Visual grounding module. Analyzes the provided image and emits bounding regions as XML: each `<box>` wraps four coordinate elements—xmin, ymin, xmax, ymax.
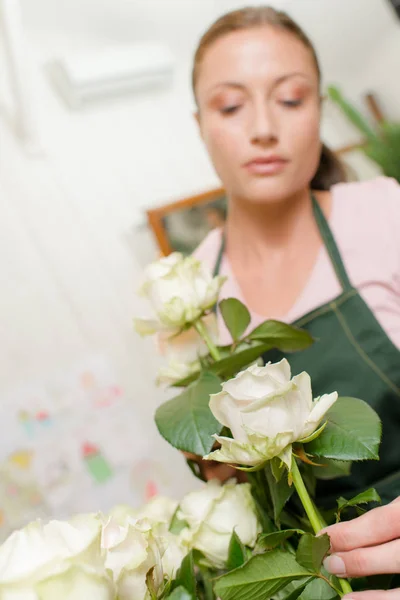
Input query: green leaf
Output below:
<box><xmin>296</xmin><ymin>534</ymin><xmax>330</xmax><ymax>574</ymax></box>
<box><xmin>227</xmin><ymin>530</ymin><xmax>247</xmax><ymax>570</ymax></box>
<box><xmin>271</xmin><ymin>457</ymin><xmax>285</xmax><ymax>482</ymax></box>
<box><xmin>219</xmin><ymin>298</ymin><xmax>251</xmax><ymax>341</ymax></box>
<box><xmin>169</xmin><ymin>509</ymin><xmax>189</xmax><ymax>535</ymax></box>
<box><xmin>166</xmin><ymin>586</ymin><xmax>193</xmax><ymax>600</ymax></box>
<box><xmin>197</xmin><ymin>564</ymin><xmax>217</xmax><ymax>600</ymax></box>
<box><xmin>172</xmin><ymin>552</ymin><xmax>196</xmax><ymax>597</ymax></box>
<box><xmin>214</xmin><ymin>550</ymin><xmax>314</xmax><ymax>600</ymax></box>
<box><xmin>265</xmin><ymin>464</ymin><xmax>294</xmax><ymax>521</ymax></box>
<box><xmin>327</xmin><ymin>85</ymin><xmax>378</xmax><ymax>143</ymax></box>
<box><xmin>337</xmin><ymin>488</ymin><xmax>381</xmax><ymax>510</ymax></box>
<box><xmin>272</xmin><ymin>578</ymin><xmax>313</xmax><ymax>600</ymax></box>
<box><xmin>211</xmin><ymin>342</ymin><xmax>276</xmax><ymax>379</ymax></box>
<box><xmin>305</xmin><ymin>397</ymin><xmax>382</xmax><ymax>461</ymax></box>
<box><xmin>146</xmin><ymin>567</ymin><xmax>158</xmax><ymax>600</ymax></box>
<box><xmin>297</xmin><ymin>578</ymin><xmax>339</xmax><ymax>599</ymax></box>
<box><xmin>172</xmin><ymin>342</ymin><xmax>275</xmax><ymax>387</ymax></box>
<box><xmin>248</xmin><ymin>320</ymin><xmax>314</xmax><ymax>352</ymax></box>
<box><xmin>311</xmin><ymin>459</ymin><xmax>352</xmax><ymax>481</ymax></box>
<box><xmin>256</xmin><ymin>530</ymin><xmax>304</xmax><ymax>552</ymax></box>
<box><xmin>336</xmin><ymin>488</ymin><xmax>381</xmax><ymax>521</ymax></box>
<box><xmin>298</xmin><ymin>422</ymin><xmax>327</xmax><ymax>444</ymax></box>
<box><xmin>155</xmin><ymin>371</ymin><xmax>222</xmax><ymax>455</ymax></box>
<box><xmin>172</xmin><ymin>321</ymin><xmax>313</xmax><ymax>387</ymax></box>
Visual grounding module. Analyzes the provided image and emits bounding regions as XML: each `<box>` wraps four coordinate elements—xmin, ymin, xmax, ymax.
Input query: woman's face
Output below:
<box><xmin>195</xmin><ymin>27</ymin><xmax>322</xmax><ymax>204</ymax></box>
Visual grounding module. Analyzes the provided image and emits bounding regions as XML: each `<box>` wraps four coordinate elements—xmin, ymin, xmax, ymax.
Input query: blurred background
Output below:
<box><xmin>0</xmin><ymin>0</ymin><xmax>398</xmax><ymax>539</ymax></box>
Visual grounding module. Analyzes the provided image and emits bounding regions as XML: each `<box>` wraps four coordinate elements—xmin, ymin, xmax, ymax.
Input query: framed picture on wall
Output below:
<box><xmin>146</xmin><ymin>187</ymin><xmax>226</xmax><ymax>256</ymax></box>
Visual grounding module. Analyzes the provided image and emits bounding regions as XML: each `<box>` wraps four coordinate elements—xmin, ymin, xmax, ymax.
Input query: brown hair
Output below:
<box><xmin>192</xmin><ymin>6</ymin><xmax>347</xmax><ymax>190</ymax></box>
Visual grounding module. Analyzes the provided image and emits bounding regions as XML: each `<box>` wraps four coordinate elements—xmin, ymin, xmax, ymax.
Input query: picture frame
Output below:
<box><xmin>146</xmin><ymin>187</ymin><xmax>226</xmax><ymax>256</ymax></box>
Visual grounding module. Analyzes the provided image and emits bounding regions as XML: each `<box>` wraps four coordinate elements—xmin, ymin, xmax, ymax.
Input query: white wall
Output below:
<box><xmin>0</xmin><ymin>0</ymin><xmax>398</xmax><ymax>536</ymax></box>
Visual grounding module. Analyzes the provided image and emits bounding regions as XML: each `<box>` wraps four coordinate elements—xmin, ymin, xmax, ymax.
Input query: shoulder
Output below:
<box><xmin>192</xmin><ymin>228</ymin><xmax>223</xmax><ymax>272</ymax></box>
<box><xmin>332</xmin><ymin>176</ymin><xmax>400</xmax><ymax>233</ymax></box>
<box><xmin>332</xmin><ymin>176</ymin><xmax>400</xmax><ymax>208</ymax></box>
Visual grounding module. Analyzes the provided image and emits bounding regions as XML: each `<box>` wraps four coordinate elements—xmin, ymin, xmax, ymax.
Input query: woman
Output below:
<box><xmin>191</xmin><ymin>5</ymin><xmax>400</xmax><ymax>504</ymax></box>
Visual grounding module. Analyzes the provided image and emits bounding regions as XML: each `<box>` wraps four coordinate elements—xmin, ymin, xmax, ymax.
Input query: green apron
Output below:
<box><xmin>213</xmin><ymin>194</ymin><xmax>400</xmax><ymax>507</ymax></box>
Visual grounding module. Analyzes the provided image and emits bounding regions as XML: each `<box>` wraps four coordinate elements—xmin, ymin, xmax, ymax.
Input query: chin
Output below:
<box><xmin>236</xmin><ymin>177</ymin><xmax>300</xmax><ymax>204</ymax></box>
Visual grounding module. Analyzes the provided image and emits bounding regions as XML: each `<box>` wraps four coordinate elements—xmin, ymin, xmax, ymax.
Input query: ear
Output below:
<box><xmin>193</xmin><ymin>110</ymin><xmax>203</xmax><ymax>139</ymax></box>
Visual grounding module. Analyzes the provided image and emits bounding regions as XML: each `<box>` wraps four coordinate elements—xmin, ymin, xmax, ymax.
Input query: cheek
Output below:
<box><xmin>284</xmin><ymin>111</ymin><xmax>321</xmax><ymax>175</ymax></box>
<box><xmin>203</xmin><ymin>119</ymin><xmax>244</xmax><ymax>172</ymax></box>
<box><xmin>286</xmin><ymin>110</ymin><xmax>320</xmax><ymax>153</ymax></box>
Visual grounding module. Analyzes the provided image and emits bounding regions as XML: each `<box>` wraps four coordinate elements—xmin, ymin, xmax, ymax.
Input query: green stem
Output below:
<box><xmin>291</xmin><ymin>456</ymin><xmax>323</xmax><ymax>533</ymax></box>
<box><xmin>195</xmin><ymin>319</ymin><xmax>221</xmax><ymax>362</ymax></box>
<box><xmin>291</xmin><ymin>457</ymin><xmax>353</xmax><ymax>597</ymax></box>
<box><xmin>338</xmin><ymin>578</ymin><xmax>353</xmax><ymax>596</ymax></box>
<box><xmin>312</xmin><ymin>498</ymin><xmax>327</xmax><ymax>528</ymax></box>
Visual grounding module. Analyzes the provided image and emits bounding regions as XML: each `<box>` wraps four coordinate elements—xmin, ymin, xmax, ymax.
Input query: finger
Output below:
<box><xmin>343</xmin><ymin>590</ymin><xmax>400</xmax><ymax>599</ymax></box>
<box><xmin>321</xmin><ymin>502</ymin><xmax>400</xmax><ymax>552</ymax></box>
<box><xmin>182</xmin><ymin>452</ymin><xmax>200</xmax><ymax>461</ymax></box>
<box><xmin>202</xmin><ymin>462</ymin><xmax>238</xmax><ymax>482</ymax></box>
<box><xmin>324</xmin><ymin>539</ymin><xmax>400</xmax><ymax>578</ymax></box>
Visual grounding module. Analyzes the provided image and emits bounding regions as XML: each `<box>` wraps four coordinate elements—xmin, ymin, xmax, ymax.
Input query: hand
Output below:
<box><xmin>321</xmin><ymin>497</ymin><xmax>400</xmax><ymax>599</ymax></box>
<box><xmin>183</xmin><ymin>452</ymin><xmax>247</xmax><ymax>483</ymax></box>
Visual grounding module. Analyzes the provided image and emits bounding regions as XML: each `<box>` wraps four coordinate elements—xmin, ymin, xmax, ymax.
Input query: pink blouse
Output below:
<box><xmin>194</xmin><ymin>177</ymin><xmax>400</xmax><ymax>347</ymax></box>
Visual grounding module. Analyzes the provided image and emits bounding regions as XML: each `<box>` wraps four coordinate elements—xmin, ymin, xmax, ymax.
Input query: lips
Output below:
<box><xmin>244</xmin><ymin>156</ymin><xmax>288</xmax><ymax>176</ymax></box>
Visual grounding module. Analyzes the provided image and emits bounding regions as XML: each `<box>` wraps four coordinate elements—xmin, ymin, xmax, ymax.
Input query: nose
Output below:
<box><xmin>250</xmin><ymin>101</ymin><xmax>278</xmax><ymax>146</ymax></box>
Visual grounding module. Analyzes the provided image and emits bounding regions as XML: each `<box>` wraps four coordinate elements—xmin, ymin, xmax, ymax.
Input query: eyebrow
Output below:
<box><xmin>207</xmin><ymin>72</ymin><xmax>310</xmax><ymax>94</ymax></box>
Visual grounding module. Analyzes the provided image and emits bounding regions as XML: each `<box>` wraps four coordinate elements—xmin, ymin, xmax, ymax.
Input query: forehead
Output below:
<box><xmin>197</xmin><ymin>27</ymin><xmax>318</xmax><ymax>92</ymax></box>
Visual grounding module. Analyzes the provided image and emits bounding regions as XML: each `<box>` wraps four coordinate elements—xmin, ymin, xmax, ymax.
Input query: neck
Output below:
<box><xmin>225</xmin><ymin>187</ymin><xmax>316</xmax><ymax>262</ymax></box>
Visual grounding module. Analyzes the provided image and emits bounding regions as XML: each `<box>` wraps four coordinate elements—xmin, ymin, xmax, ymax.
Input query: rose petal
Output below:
<box><xmin>133</xmin><ymin>317</ymin><xmax>163</xmax><ymax>336</ymax></box>
<box><xmin>223</xmin><ymin>359</ymin><xmax>291</xmax><ymax>402</ymax></box>
<box><xmin>209</xmin><ymin>391</ymin><xmax>250</xmax><ymax>440</ymax></box>
<box><xmin>277</xmin><ymin>445</ymin><xmax>293</xmax><ymax>471</ymax></box>
<box><xmin>292</xmin><ymin>371</ymin><xmax>314</xmax><ymax>413</ymax></box>
<box><xmin>178</xmin><ymin>480</ymin><xmax>224</xmax><ymax>527</ymax></box>
<box><xmin>204</xmin><ymin>436</ymin><xmax>266</xmax><ymax>466</ymax></box>
<box><xmin>301</xmin><ymin>392</ymin><xmax>338</xmax><ymax>439</ymax></box>
<box><xmin>35</xmin><ymin>565</ymin><xmax>115</xmax><ymax>600</ymax></box>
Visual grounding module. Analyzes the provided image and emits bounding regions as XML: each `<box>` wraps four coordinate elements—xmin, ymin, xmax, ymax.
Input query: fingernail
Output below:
<box><xmin>323</xmin><ymin>555</ymin><xmax>346</xmax><ymax>576</ymax></box>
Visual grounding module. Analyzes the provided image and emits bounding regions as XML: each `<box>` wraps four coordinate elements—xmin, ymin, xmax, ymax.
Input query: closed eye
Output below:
<box><xmin>281</xmin><ymin>99</ymin><xmax>303</xmax><ymax>108</ymax></box>
<box><xmin>220</xmin><ymin>105</ymin><xmax>241</xmax><ymax>115</ymax></box>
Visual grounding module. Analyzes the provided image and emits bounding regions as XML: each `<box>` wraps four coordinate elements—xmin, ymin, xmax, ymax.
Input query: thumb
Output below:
<box><xmin>324</xmin><ymin>539</ymin><xmax>400</xmax><ymax>578</ymax></box>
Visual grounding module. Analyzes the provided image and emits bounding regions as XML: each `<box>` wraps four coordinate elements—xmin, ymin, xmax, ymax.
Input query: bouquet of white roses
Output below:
<box><xmin>0</xmin><ymin>253</ymin><xmax>382</xmax><ymax>600</ymax></box>
<box><xmin>133</xmin><ymin>253</ymin><xmax>383</xmax><ymax>600</ymax></box>
<box><xmin>0</xmin><ymin>487</ymin><xmax>261</xmax><ymax>599</ymax></box>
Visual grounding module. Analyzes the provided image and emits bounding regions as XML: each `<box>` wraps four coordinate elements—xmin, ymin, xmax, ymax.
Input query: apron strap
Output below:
<box><xmin>311</xmin><ymin>193</ymin><xmax>353</xmax><ymax>293</ymax></box>
<box><xmin>212</xmin><ymin>193</ymin><xmax>353</xmax><ymax>294</ymax></box>
<box><xmin>212</xmin><ymin>234</ymin><xmax>225</xmax><ymax>277</ymax></box>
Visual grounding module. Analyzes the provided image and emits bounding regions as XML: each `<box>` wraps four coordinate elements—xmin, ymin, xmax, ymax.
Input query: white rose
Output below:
<box><xmin>156</xmin><ymin>313</ymin><xmax>219</xmax><ymax>385</ymax></box>
<box><xmin>156</xmin><ymin>359</ymin><xmax>201</xmax><ymax>386</ymax></box>
<box><xmin>134</xmin><ymin>253</ymin><xmax>225</xmax><ymax>335</ymax></box>
<box><xmin>102</xmin><ymin>516</ymin><xmax>185</xmax><ymax>600</ymax></box>
<box><xmin>0</xmin><ymin>515</ymin><xmax>115</xmax><ymax>600</ymax></box>
<box><xmin>204</xmin><ymin>359</ymin><xmax>338</xmax><ymax>470</ymax></box>
<box><xmin>110</xmin><ymin>496</ymin><xmax>178</xmax><ymax>526</ymax></box>
<box><xmin>178</xmin><ymin>480</ymin><xmax>261</xmax><ymax>568</ymax></box>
